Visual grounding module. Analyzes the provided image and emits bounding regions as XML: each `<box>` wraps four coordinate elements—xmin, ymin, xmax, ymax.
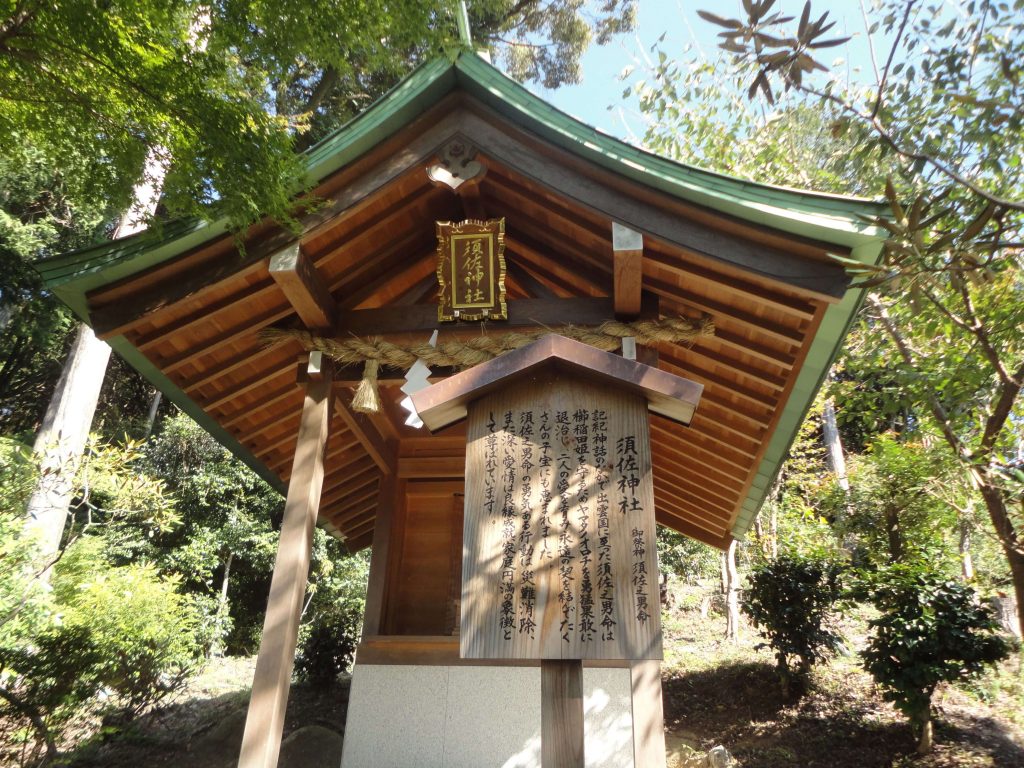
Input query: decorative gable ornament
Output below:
<box><xmin>436</xmin><ymin>218</ymin><xmax>507</xmax><ymax>322</ymax></box>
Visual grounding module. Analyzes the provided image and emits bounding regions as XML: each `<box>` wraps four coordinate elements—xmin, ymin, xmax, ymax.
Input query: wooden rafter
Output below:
<box><xmin>612</xmin><ymin>222</ymin><xmax>643</xmax><ymax>318</ymax></box>
<box><xmin>268</xmin><ymin>243</ymin><xmax>336</xmax><ymax>330</ymax></box>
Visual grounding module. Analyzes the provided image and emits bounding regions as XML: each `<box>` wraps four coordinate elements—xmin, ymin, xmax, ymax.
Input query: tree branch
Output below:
<box><xmin>867</xmin><ymin>293</ymin><xmax>966</xmax><ymax>456</ymax></box>
<box><xmin>303</xmin><ymin>65</ymin><xmax>338</xmax><ymax>113</ymax></box>
<box><xmin>980</xmin><ymin>358</ymin><xmax>1024</xmax><ymax>456</ymax></box>
<box><xmin>920</xmin><ymin>285</ymin><xmax>1010</xmax><ymax>384</ymax></box>
<box><xmin>871</xmin><ymin>0</ymin><xmax>915</xmax><ymax>119</ymax></box>
<box><xmin>799</xmin><ymin>81</ymin><xmax>1024</xmax><ymax>212</ymax></box>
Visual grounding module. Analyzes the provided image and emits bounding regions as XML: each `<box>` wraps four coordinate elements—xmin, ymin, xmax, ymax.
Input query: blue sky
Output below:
<box><xmin>521</xmin><ymin>0</ymin><xmax>891</xmax><ymax>142</ymax></box>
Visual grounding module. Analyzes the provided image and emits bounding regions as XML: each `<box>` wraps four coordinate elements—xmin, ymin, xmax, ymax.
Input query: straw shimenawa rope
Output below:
<box><xmin>261</xmin><ymin>315</ymin><xmax>714</xmax><ymax>413</ymax></box>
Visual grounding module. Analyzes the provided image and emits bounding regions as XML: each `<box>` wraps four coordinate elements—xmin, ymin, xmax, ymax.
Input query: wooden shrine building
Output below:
<box><xmin>38</xmin><ymin>51</ymin><xmax>885</xmax><ymax>768</ymax></box>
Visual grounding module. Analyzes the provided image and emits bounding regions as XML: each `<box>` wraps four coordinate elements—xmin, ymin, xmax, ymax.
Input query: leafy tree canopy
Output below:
<box><xmin>0</xmin><ymin>0</ymin><xmax>636</xmax><ymax>232</ymax></box>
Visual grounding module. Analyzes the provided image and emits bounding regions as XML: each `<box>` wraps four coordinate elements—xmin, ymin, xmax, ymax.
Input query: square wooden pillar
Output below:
<box><xmin>238</xmin><ymin>365</ymin><xmax>334</xmax><ymax>768</ymax></box>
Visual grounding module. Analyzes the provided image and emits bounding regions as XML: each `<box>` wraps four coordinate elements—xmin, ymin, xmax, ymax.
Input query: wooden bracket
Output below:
<box><xmin>269</xmin><ymin>243</ymin><xmax>337</xmax><ymax>330</ymax></box>
<box><xmin>612</xmin><ymin>222</ymin><xmax>643</xmax><ymax>318</ymax></box>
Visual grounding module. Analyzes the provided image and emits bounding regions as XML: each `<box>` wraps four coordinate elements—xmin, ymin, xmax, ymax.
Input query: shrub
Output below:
<box><xmin>295</xmin><ymin>541</ymin><xmax>369</xmax><ymax>689</ymax></box>
<box><xmin>742</xmin><ymin>554</ymin><xmax>844</xmax><ymax>696</ymax></box>
<box><xmin>294</xmin><ymin>607</ymin><xmax>362</xmax><ymax>690</ymax></box>
<box><xmin>52</xmin><ymin>537</ymin><xmax>203</xmax><ymax>716</ymax></box>
<box><xmin>861</xmin><ymin>567</ymin><xmax>1011</xmax><ymax>754</ymax></box>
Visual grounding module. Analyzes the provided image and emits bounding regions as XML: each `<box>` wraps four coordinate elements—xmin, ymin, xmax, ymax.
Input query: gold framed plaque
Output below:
<box><xmin>436</xmin><ymin>218</ymin><xmax>507</xmax><ymax>322</ymax></box>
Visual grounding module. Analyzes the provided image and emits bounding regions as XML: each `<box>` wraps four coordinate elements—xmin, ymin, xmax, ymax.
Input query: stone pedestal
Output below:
<box><xmin>340</xmin><ymin>664</ymin><xmax>637</xmax><ymax>768</ymax></box>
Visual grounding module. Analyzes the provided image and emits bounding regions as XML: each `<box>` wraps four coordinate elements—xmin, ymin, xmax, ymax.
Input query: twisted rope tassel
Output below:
<box><xmin>261</xmin><ymin>314</ymin><xmax>714</xmax><ymax>413</ymax></box>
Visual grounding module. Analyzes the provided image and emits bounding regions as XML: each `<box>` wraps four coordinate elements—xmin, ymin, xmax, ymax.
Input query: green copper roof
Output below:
<box><xmin>37</xmin><ymin>51</ymin><xmax>886</xmax><ymax>544</ymax></box>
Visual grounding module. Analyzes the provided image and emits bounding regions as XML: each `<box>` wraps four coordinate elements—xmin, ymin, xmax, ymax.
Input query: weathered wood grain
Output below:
<box><xmin>461</xmin><ymin>377</ymin><xmax>662</xmax><ymax>661</ymax></box>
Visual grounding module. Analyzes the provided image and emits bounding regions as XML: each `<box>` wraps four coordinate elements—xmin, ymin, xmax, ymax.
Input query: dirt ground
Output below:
<box><xmin>9</xmin><ymin>583</ymin><xmax>1021</xmax><ymax>768</ymax></box>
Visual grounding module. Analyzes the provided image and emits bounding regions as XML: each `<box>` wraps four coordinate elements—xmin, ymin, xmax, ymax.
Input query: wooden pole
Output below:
<box><xmin>541</xmin><ymin>660</ymin><xmax>584</xmax><ymax>768</ymax></box>
<box><xmin>238</xmin><ymin>362</ymin><xmax>334</xmax><ymax>768</ymax></box>
<box><xmin>631</xmin><ymin>660</ymin><xmax>667</xmax><ymax>767</ymax></box>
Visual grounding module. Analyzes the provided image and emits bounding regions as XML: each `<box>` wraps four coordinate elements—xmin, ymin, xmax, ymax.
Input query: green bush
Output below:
<box><xmin>0</xmin><ymin>534</ymin><xmax>204</xmax><ymax>761</ymax></box>
<box><xmin>52</xmin><ymin>537</ymin><xmax>203</xmax><ymax>715</ymax></box>
<box><xmin>295</xmin><ymin>541</ymin><xmax>369</xmax><ymax>689</ymax></box>
<box><xmin>742</xmin><ymin>554</ymin><xmax>844</xmax><ymax>696</ymax></box>
<box><xmin>861</xmin><ymin>567</ymin><xmax>1011</xmax><ymax>754</ymax></box>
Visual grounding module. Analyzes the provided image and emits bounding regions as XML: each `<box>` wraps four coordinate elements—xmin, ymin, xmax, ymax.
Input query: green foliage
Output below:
<box><xmin>0</xmin><ymin>535</ymin><xmax>203</xmax><ymax>758</ymax></box>
<box><xmin>0</xmin><ymin>438</ymin><xmax>50</xmax><ymax>649</ymax></box>
<box><xmin>631</xmin><ymin>54</ymin><xmax>888</xmax><ymax>195</ymax></box>
<box><xmin>656</xmin><ymin>527</ymin><xmax>719</xmax><ymax>583</ymax></box>
<box><xmin>0</xmin><ymin>1</ymin><xmax>636</xmax><ymax>232</ymax></box>
<box><xmin>825</xmin><ymin>435</ymin><xmax>955</xmax><ymax>569</ymax></box>
<box><xmin>295</xmin><ymin>539</ymin><xmax>370</xmax><ymax>689</ymax></box>
<box><xmin>52</xmin><ymin>537</ymin><xmax>203</xmax><ymax>714</ymax></box>
<box><xmin>861</xmin><ymin>567</ymin><xmax>1011</xmax><ymax>741</ymax></box>
<box><xmin>742</xmin><ymin>554</ymin><xmax>844</xmax><ymax>695</ymax></box>
<box><xmin>136</xmin><ymin>413</ymin><xmax>280</xmax><ymax>653</ymax></box>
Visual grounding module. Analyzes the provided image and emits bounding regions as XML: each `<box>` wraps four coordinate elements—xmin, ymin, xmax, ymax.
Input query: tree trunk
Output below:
<box><xmin>916</xmin><ymin>714</ymin><xmax>933</xmax><ymax>755</ymax></box>
<box><xmin>959</xmin><ymin>515</ymin><xmax>975</xmax><ymax>582</ymax></box>
<box><xmin>885</xmin><ymin>506</ymin><xmax>903</xmax><ymax>563</ymax></box>
<box><xmin>211</xmin><ymin>551</ymin><xmax>234</xmax><ymax>657</ymax></box>
<box><xmin>822</xmin><ymin>397</ymin><xmax>849</xmax><ymax>491</ymax></box>
<box><xmin>23</xmin><ymin>152</ymin><xmax>164</xmax><ymax>568</ymax></box>
<box><xmin>23</xmin><ymin>324</ymin><xmax>112</xmax><ymax>561</ymax></box>
<box><xmin>769</xmin><ymin>504</ymin><xmax>778</xmax><ymax>560</ymax></box>
<box><xmin>143</xmin><ymin>389</ymin><xmax>163</xmax><ymax>438</ymax></box>
<box><xmin>979</xmin><ymin>481</ymin><xmax>1024</xmax><ymax>639</ymax></box>
<box><xmin>724</xmin><ymin>539</ymin><xmax>740</xmax><ymax>642</ymax></box>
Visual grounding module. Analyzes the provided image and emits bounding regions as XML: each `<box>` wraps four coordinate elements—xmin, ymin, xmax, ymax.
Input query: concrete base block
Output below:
<box><xmin>340</xmin><ymin>664</ymin><xmax>635</xmax><ymax>768</ymax></box>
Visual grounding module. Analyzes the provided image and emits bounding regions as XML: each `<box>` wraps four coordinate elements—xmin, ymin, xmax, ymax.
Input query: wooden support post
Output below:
<box><xmin>360</xmin><ymin>467</ymin><xmax>399</xmax><ymax>638</ymax></box>
<box><xmin>541</xmin><ymin>660</ymin><xmax>585</xmax><ymax>768</ymax></box>
<box><xmin>630</xmin><ymin>660</ymin><xmax>667</xmax><ymax>768</ymax></box>
<box><xmin>612</xmin><ymin>222</ymin><xmax>643</xmax><ymax>318</ymax></box>
<box><xmin>237</xmin><ymin>360</ymin><xmax>334</xmax><ymax>768</ymax></box>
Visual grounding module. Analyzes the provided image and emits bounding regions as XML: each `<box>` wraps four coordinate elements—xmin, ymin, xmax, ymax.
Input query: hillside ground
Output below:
<box><xmin>13</xmin><ymin>579</ymin><xmax>1021</xmax><ymax>768</ymax></box>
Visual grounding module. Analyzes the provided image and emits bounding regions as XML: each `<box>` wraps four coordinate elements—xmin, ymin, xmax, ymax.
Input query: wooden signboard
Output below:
<box><xmin>436</xmin><ymin>218</ymin><xmax>507</xmax><ymax>321</ymax></box>
<box><xmin>460</xmin><ymin>375</ymin><xmax>662</xmax><ymax>660</ymax></box>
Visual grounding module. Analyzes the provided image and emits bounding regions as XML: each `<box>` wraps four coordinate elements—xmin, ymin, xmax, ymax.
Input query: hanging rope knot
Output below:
<box><xmin>352</xmin><ymin>358</ymin><xmax>381</xmax><ymax>414</ymax></box>
<box><xmin>260</xmin><ymin>314</ymin><xmax>713</xmax><ymax>414</ymax></box>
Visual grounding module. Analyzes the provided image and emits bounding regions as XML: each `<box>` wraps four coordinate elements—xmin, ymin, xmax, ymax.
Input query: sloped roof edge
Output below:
<box><xmin>38</xmin><ymin>51</ymin><xmax>885</xmax><ymax>308</ymax></box>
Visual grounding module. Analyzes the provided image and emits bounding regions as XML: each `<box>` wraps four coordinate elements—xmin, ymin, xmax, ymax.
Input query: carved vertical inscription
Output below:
<box><xmin>461</xmin><ymin>376</ymin><xmax>661</xmax><ymax>660</ymax></box>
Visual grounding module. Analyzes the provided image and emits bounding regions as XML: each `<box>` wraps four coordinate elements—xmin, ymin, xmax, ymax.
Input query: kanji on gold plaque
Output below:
<box><xmin>436</xmin><ymin>218</ymin><xmax>507</xmax><ymax>322</ymax></box>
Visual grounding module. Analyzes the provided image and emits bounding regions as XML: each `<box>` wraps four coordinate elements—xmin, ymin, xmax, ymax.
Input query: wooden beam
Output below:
<box><xmin>238</xmin><ymin>361</ymin><xmax>333</xmax><ymax>768</ymax></box>
<box><xmin>320</xmin><ymin>470</ymin><xmax>379</xmax><ymax>510</ymax></box>
<box><xmin>334</xmin><ymin>295</ymin><xmax>658</xmax><ymax>347</ymax></box>
<box><xmin>506</xmin><ymin>259</ymin><xmax>558</xmax><ymax>299</ymax></box>
<box><xmin>503</xmin><ymin>233</ymin><xmax>609</xmax><ymax>298</ymax></box>
<box><xmin>135</xmin><ymin>278</ymin><xmax>279</xmax><ymax>351</ymax></box>
<box><xmin>631</xmin><ymin>660</ymin><xmax>667</xmax><ymax>768</ymax></box>
<box><xmin>346</xmin><ymin>530</ymin><xmax>374</xmax><ymax>553</ymax></box>
<box><xmin>457</xmin><ymin>179</ymin><xmax>487</xmax><ymax>219</ymax></box>
<box><xmin>655</xmin><ymin>507</ymin><xmax>733</xmax><ymax>551</ymax></box>
<box><xmin>397</xmin><ymin>456</ymin><xmax>465</xmax><ymax>479</ymax></box>
<box><xmin>268</xmin><ymin>243</ymin><xmax>336</xmax><ymax>330</ymax></box>
<box><xmin>222</xmin><ymin>383</ymin><xmax>299</xmax><ymax>429</ymax></box>
<box><xmin>326</xmin><ymin>496</ymin><xmax>377</xmax><ymax>528</ymax></box>
<box><xmin>162</xmin><ymin>303</ymin><xmax>294</xmax><ymax>375</ymax></box>
<box><xmin>541</xmin><ymin>660</ymin><xmax>584</xmax><ymax>768</ymax></box>
<box><xmin>463</xmin><ymin>111</ymin><xmax>850</xmax><ymax>300</ymax></box>
<box><xmin>334</xmin><ymin>397</ymin><xmax>396</xmax><ymax>476</ymax></box>
<box><xmin>413</xmin><ymin>334</ymin><xmax>703</xmax><ymax>432</ymax></box>
<box><xmin>612</xmin><ymin>222</ymin><xmax>643</xmax><ymax>317</ymax></box>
